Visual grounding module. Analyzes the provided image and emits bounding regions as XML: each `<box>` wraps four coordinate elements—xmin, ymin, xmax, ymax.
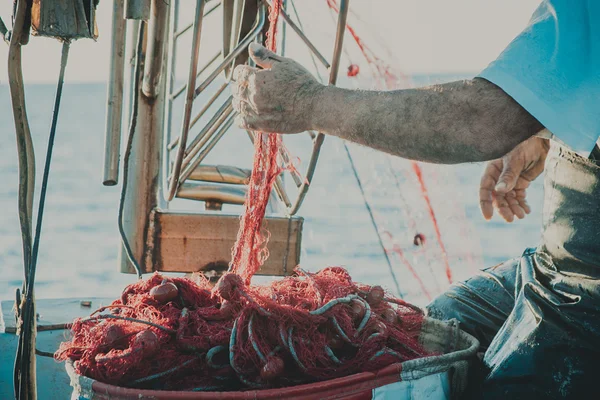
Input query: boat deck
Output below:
<box><xmin>0</xmin><ymin>297</ymin><xmax>114</xmax><ymax>400</ymax></box>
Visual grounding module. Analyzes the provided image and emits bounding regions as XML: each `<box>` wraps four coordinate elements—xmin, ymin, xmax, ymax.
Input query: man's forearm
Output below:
<box><xmin>311</xmin><ymin>78</ymin><xmax>544</xmax><ymax>164</ymax></box>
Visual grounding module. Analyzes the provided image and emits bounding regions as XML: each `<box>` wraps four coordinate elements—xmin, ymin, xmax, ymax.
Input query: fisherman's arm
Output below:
<box><xmin>310</xmin><ymin>79</ymin><xmax>543</xmax><ymax>164</ymax></box>
<box><xmin>233</xmin><ymin>43</ymin><xmax>543</xmax><ymax>164</ymax></box>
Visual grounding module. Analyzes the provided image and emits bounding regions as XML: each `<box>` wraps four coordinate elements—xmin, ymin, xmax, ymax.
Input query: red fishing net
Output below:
<box><xmin>228</xmin><ymin>0</ymin><xmax>284</xmax><ymax>285</ymax></box>
<box><xmin>55</xmin><ymin>0</ymin><xmax>435</xmax><ymax>391</ymax></box>
<box><xmin>55</xmin><ymin>269</ymin><xmax>430</xmax><ymax>390</ymax></box>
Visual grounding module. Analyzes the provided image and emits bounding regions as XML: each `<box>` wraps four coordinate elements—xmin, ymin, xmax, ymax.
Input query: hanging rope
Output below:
<box><xmin>8</xmin><ymin>1</ymin><xmax>36</xmax><ymax>396</ymax></box>
<box><xmin>14</xmin><ymin>39</ymin><xmax>70</xmax><ymax>400</ymax></box>
<box><xmin>228</xmin><ymin>0</ymin><xmax>286</xmax><ymax>283</ymax></box>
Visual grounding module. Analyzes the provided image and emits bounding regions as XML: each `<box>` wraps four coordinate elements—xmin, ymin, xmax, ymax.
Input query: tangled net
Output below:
<box><xmin>55</xmin><ymin>269</ymin><xmax>431</xmax><ymax>390</ymax></box>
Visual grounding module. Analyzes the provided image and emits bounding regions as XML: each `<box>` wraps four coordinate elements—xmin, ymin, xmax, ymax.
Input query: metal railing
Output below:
<box><xmin>108</xmin><ymin>0</ymin><xmax>350</xmax><ymax>215</ymax></box>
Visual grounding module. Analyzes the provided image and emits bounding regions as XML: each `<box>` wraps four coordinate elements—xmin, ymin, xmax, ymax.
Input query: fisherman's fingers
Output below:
<box><xmin>479</xmin><ymin>160</ymin><xmax>503</xmax><ymax>220</ymax></box>
<box><xmin>506</xmin><ymin>196</ymin><xmax>526</xmax><ymax>220</ymax></box>
<box><xmin>248</xmin><ymin>43</ymin><xmax>286</xmax><ymax>69</ymax></box>
<box><xmin>479</xmin><ymin>191</ymin><xmax>495</xmax><ymax>221</ymax></box>
<box><xmin>494</xmin><ymin>199</ymin><xmax>515</xmax><ymax>223</ymax></box>
<box><xmin>495</xmin><ymin>156</ymin><xmax>524</xmax><ymax>193</ymax></box>
<box><xmin>493</xmin><ymin>193</ymin><xmax>529</xmax><ymax>222</ymax></box>
<box><xmin>503</xmin><ymin>187</ymin><xmax>531</xmax><ymax>216</ymax></box>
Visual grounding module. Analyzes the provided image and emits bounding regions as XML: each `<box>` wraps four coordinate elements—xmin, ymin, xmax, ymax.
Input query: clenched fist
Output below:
<box><xmin>232</xmin><ymin>43</ymin><xmax>324</xmax><ymax>134</ymax></box>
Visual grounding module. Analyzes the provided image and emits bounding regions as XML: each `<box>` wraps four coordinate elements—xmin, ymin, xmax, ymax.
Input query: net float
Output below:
<box><xmin>102</xmin><ymin>324</ymin><xmax>126</xmax><ymax>348</ymax></box>
<box><xmin>367</xmin><ymin>286</ymin><xmax>384</xmax><ymax>306</ymax></box>
<box><xmin>328</xmin><ymin>334</ymin><xmax>344</xmax><ymax>350</ymax></box>
<box><xmin>413</xmin><ymin>233</ymin><xmax>426</xmax><ymax>247</ymax></box>
<box><xmin>350</xmin><ymin>299</ymin><xmax>367</xmax><ymax>321</ymax></box>
<box><xmin>381</xmin><ymin>308</ymin><xmax>398</xmax><ymax>325</ymax></box>
<box><xmin>150</xmin><ymin>281</ymin><xmax>179</xmax><ymax>304</ymax></box>
<box><xmin>213</xmin><ymin>273</ymin><xmax>242</xmax><ymax>301</ymax></box>
<box><xmin>260</xmin><ymin>356</ymin><xmax>285</xmax><ymax>381</ymax></box>
<box><xmin>370</xmin><ymin>320</ymin><xmax>388</xmax><ymax>337</ymax></box>
<box><xmin>132</xmin><ymin>330</ymin><xmax>159</xmax><ymax>357</ymax></box>
<box><xmin>347</xmin><ymin>64</ymin><xmax>359</xmax><ymax>77</ymax></box>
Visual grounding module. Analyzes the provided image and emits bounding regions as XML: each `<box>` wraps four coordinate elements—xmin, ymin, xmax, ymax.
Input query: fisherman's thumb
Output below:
<box><xmin>495</xmin><ymin>161</ymin><xmax>520</xmax><ymax>193</ymax></box>
<box><xmin>249</xmin><ymin>43</ymin><xmax>282</xmax><ymax>69</ymax></box>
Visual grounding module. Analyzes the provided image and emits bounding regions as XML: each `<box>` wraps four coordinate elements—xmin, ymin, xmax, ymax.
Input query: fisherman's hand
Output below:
<box><xmin>479</xmin><ymin>137</ymin><xmax>549</xmax><ymax>222</ymax></box>
<box><xmin>232</xmin><ymin>43</ymin><xmax>324</xmax><ymax>133</ymax></box>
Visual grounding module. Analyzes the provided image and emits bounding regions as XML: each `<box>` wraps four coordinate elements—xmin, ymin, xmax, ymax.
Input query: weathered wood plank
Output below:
<box><xmin>147</xmin><ymin>211</ymin><xmax>303</xmax><ymax>276</ymax></box>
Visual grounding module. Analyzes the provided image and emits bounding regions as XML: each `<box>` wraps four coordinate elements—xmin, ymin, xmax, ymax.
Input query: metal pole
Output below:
<box><xmin>127</xmin><ymin>20</ymin><xmax>141</xmax><ymax>121</ymax></box>
<box><xmin>280</xmin><ymin>0</ymin><xmax>288</xmax><ymax>56</ymax></box>
<box><xmin>262</xmin><ymin>0</ymin><xmax>330</xmax><ymax>69</ymax></box>
<box><xmin>327</xmin><ymin>0</ymin><xmax>349</xmax><ymax>86</ymax></box>
<box><xmin>119</xmin><ymin>0</ymin><xmax>171</xmax><ymax>274</ymax></box>
<box><xmin>287</xmin><ymin>0</ymin><xmax>349</xmax><ymax>216</ymax></box>
<box><xmin>163</xmin><ymin>0</ymin><xmax>179</xmax><ymax>206</ymax></box>
<box><xmin>103</xmin><ymin>0</ymin><xmax>127</xmax><ymax>186</ymax></box>
<box><xmin>166</xmin><ymin>0</ymin><xmax>207</xmax><ymax>201</ymax></box>
<box><xmin>193</xmin><ymin>7</ymin><xmax>265</xmax><ymax>98</ymax></box>
<box><xmin>143</xmin><ymin>0</ymin><xmax>170</xmax><ymax>97</ymax></box>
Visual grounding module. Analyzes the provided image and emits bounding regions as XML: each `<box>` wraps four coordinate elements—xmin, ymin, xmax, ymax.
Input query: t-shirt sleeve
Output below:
<box><xmin>477</xmin><ymin>0</ymin><xmax>600</xmax><ymax>157</ymax></box>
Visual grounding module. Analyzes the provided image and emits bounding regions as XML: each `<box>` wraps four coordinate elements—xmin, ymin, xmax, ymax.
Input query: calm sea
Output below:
<box><xmin>0</xmin><ymin>80</ymin><xmax>544</xmax><ymax>307</ymax></box>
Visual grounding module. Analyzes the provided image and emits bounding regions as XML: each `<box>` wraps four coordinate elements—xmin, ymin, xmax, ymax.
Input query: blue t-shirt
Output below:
<box><xmin>478</xmin><ymin>0</ymin><xmax>600</xmax><ymax>157</ymax></box>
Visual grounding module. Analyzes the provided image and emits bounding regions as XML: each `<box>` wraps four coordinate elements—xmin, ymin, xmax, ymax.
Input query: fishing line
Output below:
<box><xmin>341</xmin><ymin>143</ymin><xmax>404</xmax><ymax>298</ymax></box>
<box><xmin>289</xmin><ymin>0</ymin><xmax>324</xmax><ymax>82</ymax></box>
<box><xmin>326</xmin><ymin>0</ymin><xmax>455</xmax><ymax>285</ymax></box>
<box><xmin>15</xmin><ymin>40</ymin><xmax>70</xmax><ymax>400</ymax></box>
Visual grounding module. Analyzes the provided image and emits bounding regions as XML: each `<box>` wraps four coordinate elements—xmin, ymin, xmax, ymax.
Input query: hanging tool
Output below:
<box><xmin>5</xmin><ymin>1</ymin><xmax>99</xmax><ymax>398</ymax></box>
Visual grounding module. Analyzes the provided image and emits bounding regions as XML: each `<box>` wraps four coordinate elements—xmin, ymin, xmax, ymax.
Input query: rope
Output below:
<box><xmin>15</xmin><ymin>40</ymin><xmax>70</xmax><ymax>400</ymax></box>
<box><xmin>8</xmin><ymin>0</ymin><xmax>35</xmax><ymax>395</ymax></box>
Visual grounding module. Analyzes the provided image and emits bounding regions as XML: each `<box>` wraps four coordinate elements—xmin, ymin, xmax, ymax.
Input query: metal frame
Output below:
<box><xmin>111</xmin><ymin>0</ymin><xmax>350</xmax><ymax>276</ymax></box>
<box><xmin>166</xmin><ymin>4</ymin><xmax>266</xmax><ymax>201</ymax></box>
<box><xmin>286</xmin><ymin>0</ymin><xmax>349</xmax><ymax>215</ymax></box>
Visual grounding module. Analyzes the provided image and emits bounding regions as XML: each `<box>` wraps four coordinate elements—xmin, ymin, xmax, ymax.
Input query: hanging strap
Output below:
<box><xmin>13</xmin><ymin>40</ymin><xmax>70</xmax><ymax>400</ymax></box>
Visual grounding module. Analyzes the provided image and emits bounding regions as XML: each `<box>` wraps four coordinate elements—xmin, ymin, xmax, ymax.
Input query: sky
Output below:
<box><xmin>0</xmin><ymin>0</ymin><xmax>541</xmax><ymax>83</ymax></box>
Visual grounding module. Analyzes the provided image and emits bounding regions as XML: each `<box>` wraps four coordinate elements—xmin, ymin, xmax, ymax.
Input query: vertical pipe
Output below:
<box><xmin>222</xmin><ymin>0</ymin><xmax>234</xmax><ymax>78</ymax></box>
<box><xmin>328</xmin><ymin>0</ymin><xmax>348</xmax><ymax>86</ymax></box>
<box><xmin>280</xmin><ymin>0</ymin><xmax>288</xmax><ymax>56</ymax></box>
<box><xmin>120</xmin><ymin>1</ymin><xmax>171</xmax><ymax>274</ymax></box>
<box><xmin>287</xmin><ymin>0</ymin><xmax>349</xmax><ymax>216</ymax></box>
<box><xmin>163</xmin><ymin>0</ymin><xmax>179</xmax><ymax>203</ymax></box>
<box><xmin>103</xmin><ymin>0</ymin><xmax>127</xmax><ymax>186</ymax></box>
<box><xmin>143</xmin><ymin>0</ymin><xmax>170</xmax><ymax>97</ymax></box>
<box><xmin>227</xmin><ymin>0</ymin><xmax>246</xmax><ymax>77</ymax></box>
<box><xmin>166</xmin><ymin>0</ymin><xmax>207</xmax><ymax>201</ymax></box>
<box><xmin>127</xmin><ymin>20</ymin><xmax>141</xmax><ymax>120</ymax></box>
